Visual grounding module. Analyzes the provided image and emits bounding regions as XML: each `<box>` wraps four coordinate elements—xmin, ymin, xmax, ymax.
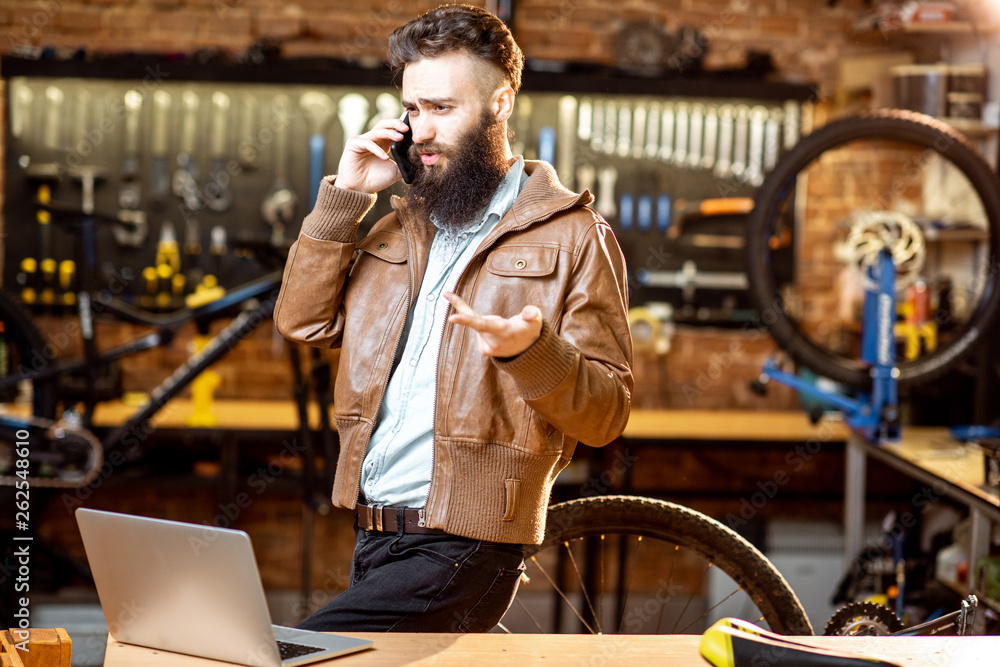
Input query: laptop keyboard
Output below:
<box><xmin>277</xmin><ymin>640</ymin><xmax>326</xmax><ymax>660</ymax></box>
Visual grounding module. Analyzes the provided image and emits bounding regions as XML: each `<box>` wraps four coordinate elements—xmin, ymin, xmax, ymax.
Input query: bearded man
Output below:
<box><xmin>275</xmin><ymin>4</ymin><xmax>633</xmax><ymax>632</ymax></box>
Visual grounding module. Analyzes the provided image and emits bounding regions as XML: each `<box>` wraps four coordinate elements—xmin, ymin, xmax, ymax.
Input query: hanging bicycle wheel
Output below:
<box><xmin>746</xmin><ymin>110</ymin><xmax>1000</xmax><ymax>387</ymax></box>
<box><xmin>500</xmin><ymin>496</ymin><xmax>813</xmax><ymax>635</ymax></box>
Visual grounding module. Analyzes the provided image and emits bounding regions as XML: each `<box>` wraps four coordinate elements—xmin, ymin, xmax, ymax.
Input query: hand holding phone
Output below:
<box><xmin>390</xmin><ymin>113</ymin><xmax>415</xmax><ymax>184</ymax></box>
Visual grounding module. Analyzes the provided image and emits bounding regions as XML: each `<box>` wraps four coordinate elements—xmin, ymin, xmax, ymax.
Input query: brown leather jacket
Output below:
<box><xmin>274</xmin><ymin>160</ymin><xmax>633</xmax><ymax>544</ymax></box>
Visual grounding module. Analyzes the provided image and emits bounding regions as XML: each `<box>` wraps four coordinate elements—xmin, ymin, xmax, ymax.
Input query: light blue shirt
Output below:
<box><xmin>360</xmin><ymin>158</ymin><xmax>528</xmax><ymax>508</ymax></box>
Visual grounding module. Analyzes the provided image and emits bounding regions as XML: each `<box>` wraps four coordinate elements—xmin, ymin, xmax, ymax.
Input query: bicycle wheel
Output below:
<box><xmin>501</xmin><ymin>496</ymin><xmax>813</xmax><ymax>635</ymax></box>
<box><xmin>746</xmin><ymin>110</ymin><xmax>1000</xmax><ymax>387</ymax></box>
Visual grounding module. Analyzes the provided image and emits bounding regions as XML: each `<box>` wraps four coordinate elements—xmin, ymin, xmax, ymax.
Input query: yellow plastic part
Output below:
<box><xmin>58</xmin><ymin>260</ymin><xmax>75</xmax><ymax>289</ymax></box>
<box><xmin>699</xmin><ymin>622</ymin><xmax>736</xmax><ymax>667</ymax></box>
<box><xmin>184</xmin><ymin>283</ymin><xmax>226</xmax><ymax>309</ymax></box>
<box><xmin>186</xmin><ymin>334</ymin><xmax>220</xmax><ymax>427</ymax></box>
<box><xmin>20</xmin><ymin>257</ymin><xmax>37</xmax><ymax>274</ymax></box>
<box><xmin>40</xmin><ymin>258</ymin><xmax>57</xmax><ymax>276</ymax></box>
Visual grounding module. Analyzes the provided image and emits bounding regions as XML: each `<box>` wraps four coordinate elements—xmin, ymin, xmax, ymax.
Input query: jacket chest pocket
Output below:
<box><xmin>485</xmin><ymin>245</ymin><xmax>558</xmax><ymax>278</ymax></box>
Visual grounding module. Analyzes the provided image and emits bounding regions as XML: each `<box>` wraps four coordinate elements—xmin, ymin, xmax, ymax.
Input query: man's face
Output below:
<box><xmin>401</xmin><ymin>51</ymin><xmax>494</xmax><ymax>174</ymax></box>
<box><xmin>400</xmin><ymin>51</ymin><xmax>511</xmax><ymax>230</ymax></box>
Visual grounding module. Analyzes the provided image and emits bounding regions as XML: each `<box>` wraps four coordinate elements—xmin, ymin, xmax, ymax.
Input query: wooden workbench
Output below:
<box><xmin>101</xmin><ymin>632</ymin><xmax>1000</xmax><ymax>666</ymax></box>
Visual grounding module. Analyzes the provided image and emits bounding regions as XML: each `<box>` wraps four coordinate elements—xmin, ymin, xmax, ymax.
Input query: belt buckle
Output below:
<box><xmin>373</xmin><ymin>505</ymin><xmax>383</xmax><ymax>532</ymax></box>
<box><xmin>363</xmin><ymin>505</ymin><xmax>374</xmax><ymax>531</ymax></box>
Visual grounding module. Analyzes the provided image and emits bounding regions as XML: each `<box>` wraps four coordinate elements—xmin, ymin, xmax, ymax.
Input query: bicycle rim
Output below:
<box><xmin>746</xmin><ymin>110</ymin><xmax>1000</xmax><ymax>387</ymax></box>
<box><xmin>500</xmin><ymin>496</ymin><xmax>813</xmax><ymax>635</ymax></box>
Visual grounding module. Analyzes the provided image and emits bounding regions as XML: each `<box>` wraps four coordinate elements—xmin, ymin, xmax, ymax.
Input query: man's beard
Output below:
<box><xmin>403</xmin><ymin>108</ymin><xmax>509</xmax><ymax>234</ymax></box>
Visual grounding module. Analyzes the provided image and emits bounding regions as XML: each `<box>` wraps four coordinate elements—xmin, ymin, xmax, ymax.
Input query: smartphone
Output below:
<box><xmin>390</xmin><ymin>113</ymin><xmax>415</xmax><ymax>184</ymax></box>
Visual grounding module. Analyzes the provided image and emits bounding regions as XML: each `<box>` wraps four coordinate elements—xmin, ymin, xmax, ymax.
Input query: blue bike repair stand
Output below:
<box><xmin>758</xmin><ymin>249</ymin><xmax>900</xmax><ymax>443</ymax></box>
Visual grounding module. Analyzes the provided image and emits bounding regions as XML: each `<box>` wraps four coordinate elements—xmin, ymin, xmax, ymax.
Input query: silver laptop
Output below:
<box><xmin>76</xmin><ymin>508</ymin><xmax>372</xmax><ymax>666</ymax></box>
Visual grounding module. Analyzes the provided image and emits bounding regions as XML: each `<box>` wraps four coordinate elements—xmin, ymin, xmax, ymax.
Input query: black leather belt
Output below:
<box><xmin>356</xmin><ymin>503</ymin><xmax>447</xmax><ymax>535</ymax></box>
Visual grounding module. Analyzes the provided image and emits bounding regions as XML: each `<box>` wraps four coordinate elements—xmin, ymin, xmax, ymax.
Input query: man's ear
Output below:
<box><xmin>492</xmin><ymin>85</ymin><xmax>515</xmax><ymax>123</ymax></box>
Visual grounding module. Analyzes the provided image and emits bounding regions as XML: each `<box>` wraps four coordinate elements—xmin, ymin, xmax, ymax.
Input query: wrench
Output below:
<box><xmin>299</xmin><ymin>91</ymin><xmax>337</xmax><ymax>209</ymax></box>
<box><xmin>631</xmin><ymin>101</ymin><xmax>647</xmax><ymax>159</ymax></box>
<box><xmin>596</xmin><ymin>166</ymin><xmax>617</xmax><ymax>219</ymax></box>
<box><xmin>687</xmin><ymin>102</ymin><xmax>704</xmax><ymax>169</ymax></box>
<box><xmin>557</xmin><ymin>95</ymin><xmax>577</xmax><ymax>188</ymax></box>
<box><xmin>659</xmin><ymin>102</ymin><xmax>674</xmax><ymax>162</ymax></box>
<box><xmin>672</xmin><ymin>102</ymin><xmax>689</xmax><ymax>167</ymax></box>
<box><xmin>701</xmin><ymin>105</ymin><xmax>718</xmax><ymax>170</ymax></box>
<box><xmin>616</xmin><ymin>101</ymin><xmax>631</xmax><ymax>157</ymax></box>
<box><xmin>730</xmin><ymin>105</ymin><xmax>750</xmax><ymax>181</ymax></box>
<box><xmin>149</xmin><ymin>90</ymin><xmax>172</xmax><ymax>207</ymax></box>
<box><xmin>713</xmin><ymin>104</ymin><xmax>734</xmax><ymax>180</ymax></box>
<box><xmin>745</xmin><ymin>105</ymin><xmax>768</xmax><ymax>187</ymax></box>
<box><xmin>644</xmin><ymin>102</ymin><xmax>661</xmax><ymax>160</ymax></box>
<box><xmin>172</xmin><ymin>91</ymin><xmax>202</xmax><ymax>210</ymax></box>
<box><xmin>205</xmin><ymin>91</ymin><xmax>234</xmax><ymax>212</ymax></box>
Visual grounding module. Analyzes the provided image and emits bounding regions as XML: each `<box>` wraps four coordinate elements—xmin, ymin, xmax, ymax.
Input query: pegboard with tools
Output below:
<box><xmin>2</xmin><ymin>58</ymin><xmax>815</xmax><ymax>321</ymax></box>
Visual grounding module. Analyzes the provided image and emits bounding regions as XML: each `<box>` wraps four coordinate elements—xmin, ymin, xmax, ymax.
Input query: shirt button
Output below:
<box><xmin>409</xmin><ymin>358</ymin><xmax>417</xmax><ymax>367</ymax></box>
<box><xmin>427</xmin><ymin>293</ymin><xmax>435</xmax><ymax>301</ymax></box>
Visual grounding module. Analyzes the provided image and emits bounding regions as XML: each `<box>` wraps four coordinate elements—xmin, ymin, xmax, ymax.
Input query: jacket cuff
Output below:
<box><xmin>492</xmin><ymin>321</ymin><xmax>577</xmax><ymax>400</ymax></box>
<box><xmin>300</xmin><ymin>177</ymin><xmax>378</xmax><ymax>242</ymax></box>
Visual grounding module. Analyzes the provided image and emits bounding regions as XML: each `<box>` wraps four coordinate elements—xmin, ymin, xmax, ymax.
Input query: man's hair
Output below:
<box><xmin>387</xmin><ymin>4</ymin><xmax>524</xmax><ymax>93</ymax></box>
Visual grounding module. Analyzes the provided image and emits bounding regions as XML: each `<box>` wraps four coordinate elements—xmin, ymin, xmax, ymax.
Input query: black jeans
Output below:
<box><xmin>296</xmin><ymin>527</ymin><xmax>526</xmax><ymax>632</ymax></box>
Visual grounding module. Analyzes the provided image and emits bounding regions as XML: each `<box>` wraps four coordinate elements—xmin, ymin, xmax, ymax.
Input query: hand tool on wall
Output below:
<box><xmin>713</xmin><ymin>104</ymin><xmax>734</xmax><ymax>180</ymax></box>
<box><xmin>511</xmin><ymin>94</ymin><xmax>532</xmax><ymax>158</ymax></box>
<box><xmin>299</xmin><ymin>91</ymin><xmax>337</xmax><ymax>210</ymax></box>
<box><xmin>764</xmin><ymin>107</ymin><xmax>782</xmax><ymax>174</ymax></box>
<box><xmin>149</xmin><ymin>90</ymin><xmax>172</xmax><ymax>208</ymax></box>
<box><xmin>658</xmin><ymin>101</ymin><xmax>674</xmax><ymax>162</ymax></box>
<box><xmin>556</xmin><ymin>95</ymin><xmax>577</xmax><ymax>188</ymax></box>
<box><xmin>209</xmin><ymin>224</ymin><xmax>228</xmax><ymax>285</ymax></box>
<box><xmin>10</xmin><ymin>79</ymin><xmax>33</xmax><ymax>139</ymax></box>
<box><xmin>630</xmin><ymin>101</ymin><xmax>646</xmax><ymax>159</ymax></box>
<box><xmin>367</xmin><ymin>92</ymin><xmax>403</xmax><ymax>131</ymax></box>
<box><xmin>184</xmin><ymin>218</ymin><xmax>203</xmax><ymax>288</ymax></box>
<box><xmin>672</xmin><ymin>102</ymin><xmax>688</xmax><ymax>167</ymax></box>
<box><xmin>537</xmin><ymin>126</ymin><xmax>556</xmax><ymax>166</ymax></box>
<box><xmin>577</xmin><ymin>97</ymin><xmax>592</xmax><ymax>145</ymax></box>
<box><xmin>261</xmin><ymin>94</ymin><xmax>296</xmax><ymax>246</ymax></box>
<box><xmin>602</xmin><ymin>100</ymin><xmax>617</xmax><ymax>155</ymax></box>
<box><xmin>687</xmin><ymin>102</ymin><xmax>704</xmax><ymax>169</ymax></box>
<box><xmin>701</xmin><ymin>104</ymin><xmax>718</xmax><ymax>170</ymax></box>
<box><xmin>636</xmin><ymin>260</ymin><xmax>748</xmax><ymax>305</ymax></box>
<box><xmin>730</xmin><ymin>104</ymin><xmax>750</xmax><ymax>181</ymax></box>
<box><xmin>31</xmin><ymin>85</ymin><xmax>66</xmax><ymax>303</ymax></box>
<box><xmin>637</xmin><ymin>194</ymin><xmax>653</xmax><ymax>232</ymax></box>
<box><xmin>237</xmin><ymin>94</ymin><xmax>260</xmax><ymax>169</ymax></box>
<box><xmin>155</xmin><ymin>220</ymin><xmax>181</xmax><ymax>276</ymax></box>
<box><xmin>644</xmin><ymin>102</ymin><xmax>660</xmax><ymax>160</ymax></box>
<box><xmin>173</xmin><ymin>91</ymin><xmax>202</xmax><ymax>211</ymax></box>
<box><xmin>615</xmin><ymin>101</ymin><xmax>631</xmax><ymax>157</ymax></box>
<box><xmin>618</xmin><ymin>193</ymin><xmax>634</xmax><ymax>231</ymax></box>
<box><xmin>596</xmin><ymin>166</ymin><xmax>617</xmax><ymax>219</ymax></box>
<box><xmin>576</xmin><ymin>164</ymin><xmax>596</xmax><ymax>195</ymax></box>
<box><xmin>114</xmin><ymin>89</ymin><xmax>148</xmax><ymax>247</ymax></box>
<box><xmin>205</xmin><ymin>91</ymin><xmax>233</xmax><ymax>212</ymax></box>
<box><xmin>656</xmin><ymin>193</ymin><xmax>672</xmax><ymax>233</ymax></box>
<box><xmin>783</xmin><ymin>100</ymin><xmax>801</xmax><ymax>150</ymax></box>
<box><xmin>745</xmin><ymin>105</ymin><xmax>768</xmax><ymax>187</ymax></box>
<box><xmin>337</xmin><ymin>92</ymin><xmax>370</xmax><ymax>171</ymax></box>
<box><xmin>589</xmin><ymin>99</ymin><xmax>604</xmax><ymax>154</ymax></box>
<box><xmin>668</xmin><ymin>196</ymin><xmax>755</xmax><ymax>237</ymax></box>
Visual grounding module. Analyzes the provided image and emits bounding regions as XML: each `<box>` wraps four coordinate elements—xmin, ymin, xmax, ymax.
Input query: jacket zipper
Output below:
<box><xmin>354</xmin><ymin>218</ymin><xmax>415</xmax><ymax>507</ymax></box>
<box><xmin>420</xmin><ymin>196</ymin><xmax>583</xmax><ymax>524</ymax></box>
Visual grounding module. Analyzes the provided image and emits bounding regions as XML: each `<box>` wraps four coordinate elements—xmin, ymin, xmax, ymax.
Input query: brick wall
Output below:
<box><xmin>1</xmin><ymin>0</ymin><xmax>889</xmax><ymax>410</ymax></box>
